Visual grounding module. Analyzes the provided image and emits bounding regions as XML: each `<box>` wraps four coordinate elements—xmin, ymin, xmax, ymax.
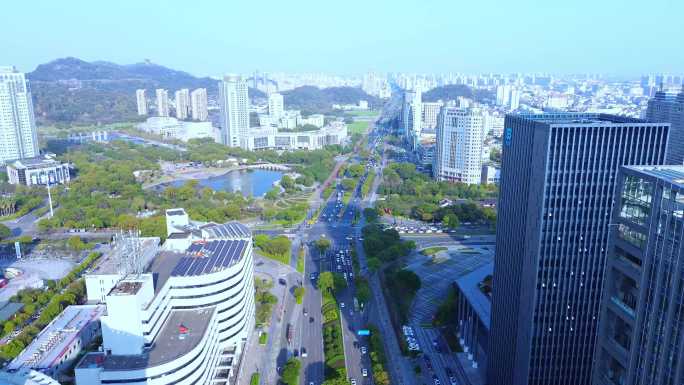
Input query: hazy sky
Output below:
<box><xmin>2</xmin><ymin>0</ymin><xmax>682</xmax><ymax>77</ymax></box>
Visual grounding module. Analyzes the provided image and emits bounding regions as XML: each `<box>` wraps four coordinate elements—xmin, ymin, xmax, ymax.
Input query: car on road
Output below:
<box><xmin>360</xmin><ymin>346</ymin><xmax>367</xmax><ymax>354</ymax></box>
<box><xmin>309</xmin><ymin>316</ymin><xmax>314</xmax><ymax>323</ymax></box>
<box><xmin>340</xmin><ymin>302</ymin><xmax>345</xmax><ymax>308</ymax></box>
<box><xmin>303</xmin><ymin>308</ymin><xmax>308</xmax><ymax>316</ymax></box>
<box><xmin>362</xmin><ymin>369</ymin><xmax>368</xmax><ymax>377</ymax></box>
<box><xmin>278</xmin><ymin>278</ymin><xmax>287</xmax><ymax>285</ymax></box>
<box><xmin>433</xmin><ymin>375</ymin><xmax>441</xmax><ymax>385</ymax></box>
<box><xmin>301</xmin><ymin>347</ymin><xmax>308</xmax><ymax>357</ymax></box>
<box><xmin>350</xmin><ymin>380</ymin><xmax>357</xmax><ymax>385</ymax></box>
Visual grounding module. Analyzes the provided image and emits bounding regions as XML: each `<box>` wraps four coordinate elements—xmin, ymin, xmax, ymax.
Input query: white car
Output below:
<box><xmin>340</xmin><ymin>302</ymin><xmax>345</xmax><ymax>308</ymax></box>
<box><xmin>362</xmin><ymin>369</ymin><xmax>368</xmax><ymax>377</ymax></box>
<box><xmin>361</xmin><ymin>346</ymin><xmax>367</xmax><ymax>354</ymax></box>
<box><xmin>350</xmin><ymin>380</ymin><xmax>357</xmax><ymax>385</ymax></box>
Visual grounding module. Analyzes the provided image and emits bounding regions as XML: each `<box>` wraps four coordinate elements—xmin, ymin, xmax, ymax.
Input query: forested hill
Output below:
<box><xmin>421</xmin><ymin>84</ymin><xmax>494</xmax><ymax>103</ymax></box>
<box><xmin>282</xmin><ymin>86</ymin><xmax>380</xmax><ymax>114</ymax></box>
<box><xmin>27</xmin><ymin>57</ymin><xmax>265</xmax><ymax>125</ymax></box>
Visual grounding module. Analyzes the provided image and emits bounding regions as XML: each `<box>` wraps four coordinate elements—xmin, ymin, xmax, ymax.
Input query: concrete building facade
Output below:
<box><xmin>433</xmin><ymin>107</ymin><xmax>484</xmax><ymax>184</ymax></box>
<box><xmin>6</xmin><ymin>154</ymin><xmax>70</xmax><ymax>186</ymax></box>
<box><xmin>0</xmin><ymin>66</ymin><xmax>39</xmax><ymax>163</ymax></box>
<box><xmin>136</xmin><ymin>89</ymin><xmax>148</xmax><ymax>115</ymax></box>
<box><xmin>175</xmin><ymin>88</ymin><xmax>190</xmax><ymax>120</ymax></box>
<box><xmin>218</xmin><ymin>75</ymin><xmax>250</xmax><ymax>148</ymax></box>
<box><xmin>75</xmin><ymin>209</ymin><xmax>255</xmax><ymax>385</ymax></box>
<box><xmin>156</xmin><ymin>89</ymin><xmax>170</xmax><ymax>117</ymax></box>
<box><xmin>191</xmin><ymin>88</ymin><xmax>208</xmax><ymax>121</ymax></box>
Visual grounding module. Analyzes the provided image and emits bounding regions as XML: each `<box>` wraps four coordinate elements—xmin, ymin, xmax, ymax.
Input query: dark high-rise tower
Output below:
<box><xmin>645</xmin><ymin>88</ymin><xmax>684</xmax><ymax>165</ymax></box>
<box><xmin>488</xmin><ymin>113</ymin><xmax>669</xmax><ymax>385</ymax></box>
<box><xmin>593</xmin><ymin>165</ymin><xmax>684</xmax><ymax>385</ymax></box>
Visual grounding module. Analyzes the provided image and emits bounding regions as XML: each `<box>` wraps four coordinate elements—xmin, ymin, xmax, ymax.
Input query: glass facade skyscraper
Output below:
<box><xmin>593</xmin><ymin>165</ymin><xmax>684</xmax><ymax>385</ymax></box>
<box><xmin>645</xmin><ymin>88</ymin><xmax>684</xmax><ymax>165</ymax></box>
<box><xmin>488</xmin><ymin>113</ymin><xmax>670</xmax><ymax>385</ymax></box>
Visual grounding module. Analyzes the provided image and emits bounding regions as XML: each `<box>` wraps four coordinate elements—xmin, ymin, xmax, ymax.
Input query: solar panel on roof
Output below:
<box><xmin>219</xmin><ymin>241</ymin><xmax>232</xmax><ymax>267</ymax></box>
<box><xmin>204</xmin><ymin>241</ymin><xmax>225</xmax><ymax>274</ymax></box>
<box><xmin>224</xmin><ymin>241</ymin><xmax>244</xmax><ymax>267</ymax></box>
<box><xmin>170</xmin><ymin>258</ymin><xmax>191</xmax><ymax>276</ymax></box>
<box><xmin>215</xmin><ymin>241</ymin><xmax>233</xmax><ymax>268</ymax></box>
<box><xmin>190</xmin><ymin>258</ymin><xmax>209</xmax><ymax>276</ymax></box>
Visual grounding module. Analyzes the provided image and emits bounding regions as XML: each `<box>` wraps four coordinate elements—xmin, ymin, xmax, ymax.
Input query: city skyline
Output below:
<box><xmin>2</xmin><ymin>0</ymin><xmax>684</xmax><ymax>77</ymax></box>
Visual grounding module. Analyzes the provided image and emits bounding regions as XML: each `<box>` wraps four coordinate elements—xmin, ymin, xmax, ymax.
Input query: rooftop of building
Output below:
<box><xmin>455</xmin><ymin>262</ymin><xmax>494</xmax><ymax>330</ymax></box>
<box><xmin>0</xmin><ymin>369</ymin><xmax>60</xmax><ymax>385</ymax></box>
<box><xmin>7</xmin><ymin>154</ymin><xmax>65</xmax><ymax>170</ymax></box>
<box><xmin>166</xmin><ymin>209</ymin><xmax>186</xmax><ymax>216</ymax></box>
<box><xmin>89</xmin><ymin>236</ymin><xmax>160</xmax><ymax>276</ymax></box>
<box><xmin>77</xmin><ymin>307</ymin><xmax>214</xmax><ymax>371</ymax></box>
<box><xmin>623</xmin><ymin>165</ymin><xmax>684</xmax><ymax>189</ymax></box>
<box><xmin>110</xmin><ymin>280</ymin><xmax>142</xmax><ymax>296</ymax></box>
<box><xmin>511</xmin><ymin>112</ymin><xmax>653</xmax><ymax>126</ymax></box>
<box><xmin>8</xmin><ymin>305</ymin><xmax>105</xmax><ymax>372</ymax></box>
<box><xmin>200</xmin><ymin>222</ymin><xmax>251</xmax><ymax>239</ymax></box>
<box><xmin>146</xmin><ymin>239</ymin><xmax>248</xmax><ymax>292</ymax></box>
<box><xmin>0</xmin><ymin>301</ymin><xmax>24</xmax><ymax>323</ymax></box>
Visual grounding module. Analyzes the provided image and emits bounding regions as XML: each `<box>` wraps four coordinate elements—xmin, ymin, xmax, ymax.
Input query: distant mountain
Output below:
<box><xmin>422</xmin><ymin>84</ymin><xmax>494</xmax><ymax>103</ymax></box>
<box><xmin>282</xmin><ymin>86</ymin><xmax>380</xmax><ymax>115</ymax></box>
<box><xmin>28</xmin><ymin>57</ymin><xmax>265</xmax><ymax>125</ymax></box>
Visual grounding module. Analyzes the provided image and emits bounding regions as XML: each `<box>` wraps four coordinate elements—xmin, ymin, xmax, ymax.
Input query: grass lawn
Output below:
<box><xmin>345</xmin><ymin>110</ymin><xmax>379</xmax><ymax>117</ymax></box>
<box><xmin>348</xmin><ymin>121</ymin><xmax>370</xmax><ymax>135</ymax></box>
<box><xmin>250</xmin><ymin>372</ymin><xmax>260</xmax><ymax>385</ymax></box>
<box><xmin>421</xmin><ymin>246</ymin><xmax>447</xmax><ymax>256</ymax></box>
<box><xmin>296</xmin><ymin>247</ymin><xmax>305</xmax><ymax>273</ymax></box>
<box><xmin>259</xmin><ymin>332</ymin><xmax>268</xmax><ymax>345</ymax></box>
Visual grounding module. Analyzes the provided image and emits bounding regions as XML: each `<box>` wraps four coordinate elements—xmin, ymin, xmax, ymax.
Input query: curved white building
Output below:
<box><xmin>76</xmin><ymin>209</ymin><xmax>255</xmax><ymax>385</ymax></box>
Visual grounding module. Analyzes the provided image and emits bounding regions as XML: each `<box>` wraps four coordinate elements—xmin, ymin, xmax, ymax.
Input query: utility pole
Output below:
<box><xmin>46</xmin><ymin>179</ymin><xmax>54</xmax><ymax>218</ymax></box>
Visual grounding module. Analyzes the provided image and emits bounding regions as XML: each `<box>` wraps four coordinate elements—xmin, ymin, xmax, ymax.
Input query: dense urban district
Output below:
<box><xmin>0</xmin><ymin>59</ymin><xmax>682</xmax><ymax>385</ymax></box>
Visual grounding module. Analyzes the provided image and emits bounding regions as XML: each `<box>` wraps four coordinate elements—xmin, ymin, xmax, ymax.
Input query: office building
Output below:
<box><xmin>481</xmin><ymin>165</ymin><xmax>500</xmax><ymax>185</ymax></box>
<box><xmin>268</xmin><ymin>93</ymin><xmax>284</xmax><ymax>119</ymax></box>
<box><xmin>136</xmin><ymin>89</ymin><xmax>148</xmax><ymax>115</ymax></box>
<box><xmin>433</xmin><ymin>107</ymin><xmax>484</xmax><ymax>184</ymax></box>
<box><xmin>6</xmin><ymin>153</ymin><xmax>70</xmax><ymax>186</ymax></box>
<box><xmin>509</xmin><ymin>88</ymin><xmax>520</xmax><ymax>110</ymax></box>
<box><xmin>592</xmin><ymin>165</ymin><xmax>684</xmax><ymax>385</ymax></box>
<box><xmin>218</xmin><ymin>75</ymin><xmax>250</xmax><ymax>147</ymax></box>
<box><xmin>488</xmin><ymin>113</ymin><xmax>669</xmax><ymax>385</ymax></box>
<box><xmin>75</xmin><ymin>209</ymin><xmax>255</xmax><ymax>385</ymax></box>
<box><xmin>175</xmin><ymin>88</ymin><xmax>190</xmax><ymax>120</ymax></box>
<box><xmin>8</xmin><ymin>305</ymin><xmax>105</xmax><ymax>379</ymax></box>
<box><xmin>190</xmin><ymin>88</ymin><xmax>208</xmax><ymax>121</ymax></box>
<box><xmin>0</xmin><ymin>66</ymin><xmax>39</xmax><ymax>163</ymax></box>
<box><xmin>402</xmin><ymin>89</ymin><xmax>423</xmax><ymax>140</ymax></box>
<box><xmin>483</xmin><ymin>113</ymin><xmax>505</xmax><ymax>137</ymax></box>
<box><xmin>455</xmin><ymin>262</ymin><xmax>493</xmax><ymax>378</ymax></box>
<box><xmin>645</xmin><ymin>87</ymin><xmax>684</xmax><ymax>165</ymax></box>
<box><xmin>496</xmin><ymin>85</ymin><xmax>511</xmax><ymax>106</ymax></box>
<box><xmin>422</xmin><ymin>102</ymin><xmax>443</xmax><ymax>130</ymax></box>
<box><xmin>137</xmin><ymin>117</ymin><xmax>218</xmax><ymax>143</ymax></box>
<box><xmin>156</xmin><ymin>89</ymin><xmax>170</xmax><ymax>117</ymax></box>
<box><xmin>241</xmin><ymin>121</ymin><xmax>348</xmax><ymax>151</ymax></box>
<box><xmin>298</xmin><ymin>113</ymin><xmax>325</xmax><ymax>128</ymax></box>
